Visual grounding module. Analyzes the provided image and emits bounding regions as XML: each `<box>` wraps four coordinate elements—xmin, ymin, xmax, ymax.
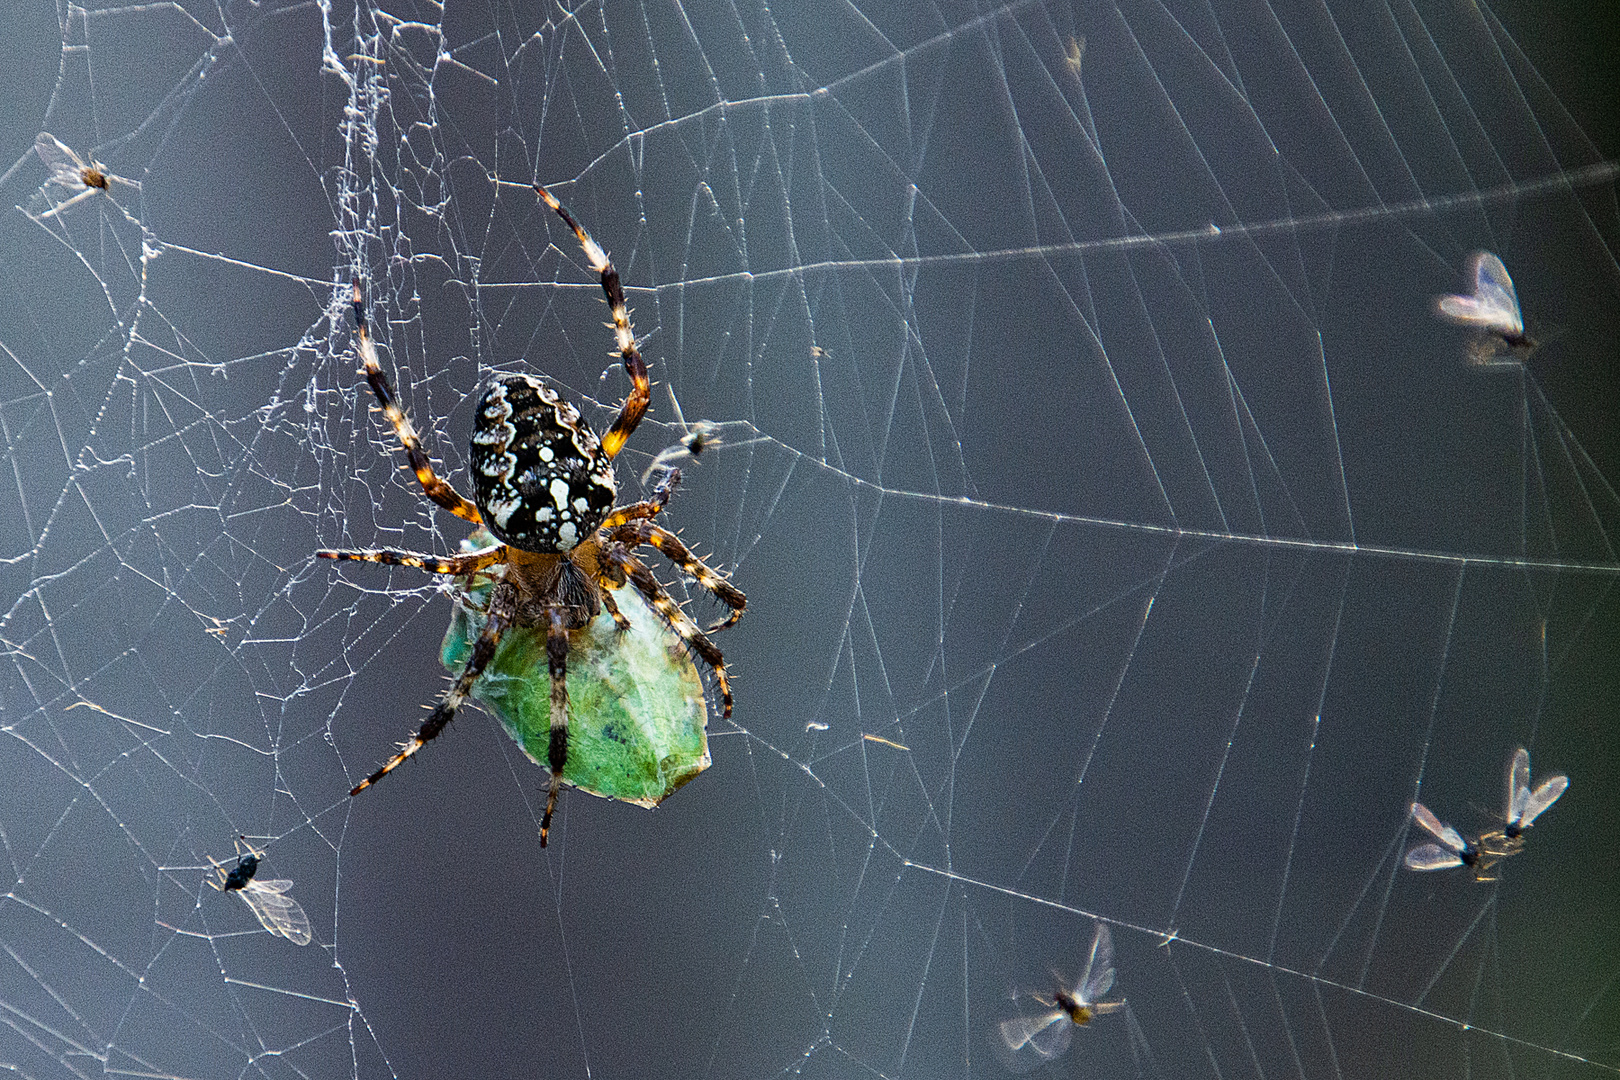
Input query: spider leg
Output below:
<box><xmin>610</xmin><ymin>549</ymin><xmax>734</xmax><ymax>717</ymax></box>
<box><xmin>349</xmin><ymin>280</ymin><xmax>483</xmax><ymax>524</ymax></box>
<box><xmin>316</xmin><ymin>544</ymin><xmax>507</xmax><ymax>575</ymax></box>
<box><xmin>1475</xmin><ymin>829</ymin><xmax>1523</xmax><ymax>860</ymax></box>
<box><xmin>350</xmin><ymin>580</ymin><xmax>517</xmax><ymax>795</ymax></box>
<box><xmin>597</xmin><ymin>586</ymin><xmax>631</xmax><ymax>631</ymax></box>
<box><xmin>533</xmin><ymin>184</ymin><xmax>649</xmax><ymax>460</ymax></box>
<box><xmin>598</xmin><ymin>466</ymin><xmax>679</xmax><ymax>531</ymax></box>
<box><xmin>597</xmin><ymin>500</ymin><xmax>663</xmax><ymax>532</ymax></box>
<box><xmin>609</xmin><ymin>518</ymin><xmax>746</xmax><ymax>632</ymax></box>
<box><xmin>540</xmin><ymin>608</ymin><xmax>571</xmax><ymax>847</ymax></box>
<box><xmin>1468</xmin><ymin>845</ymin><xmax>1508</xmax><ymax>882</ymax></box>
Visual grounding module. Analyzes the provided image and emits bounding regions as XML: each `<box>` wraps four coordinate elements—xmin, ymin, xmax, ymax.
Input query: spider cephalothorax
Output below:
<box><xmin>320</xmin><ymin>183</ymin><xmax>745</xmax><ymax>844</ymax></box>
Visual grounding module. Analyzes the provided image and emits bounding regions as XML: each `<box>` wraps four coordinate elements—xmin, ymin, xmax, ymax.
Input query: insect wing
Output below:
<box><xmin>1435</xmin><ymin>252</ymin><xmax>1523</xmax><ymax>336</ymax></box>
<box><xmin>999</xmin><ymin>1009</ymin><xmax>1068</xmax><ymax>1055</ymax></box>
<box><xmin>1410</xmin><ymin>802</ymin><xmax>1466</xmax><ymax>853</ymax></box>
<box><xmin>1023</xmin><ymin>1011</ymin><xmax>1076</xmax><ymax>1060</ymax></box>
<box><xmin>34</xmin><ymin>132</ymin><xmax>87</xmax><ymax>188</ymax></box>
<box><xmin>1405</xmin><ymin>843</ymin><xmax>1466</xmax><ymax>871</ymax></box>
<box><xmin>1470</xmin><ymin>252</ymin><xmax>1523</xmax><ymax>335</ymax></box>
<box><xmin>1517</xmin><ymin>774</ymin><xmax>1568</xmax><ymax>830</ymax></box>
<box><xmin>237</xmin><ymin>879</ymin><xmax>312</xmax><ymax>945</ymax></box>
<box><xmin>1435</xmin><ymin>292</ymin><xmax>1492</xmax><ymax>325</ymax></box>
<box><xmin>996</xmin><ymin>1008</ymin><xmax>1073</xmax><ymax>1073</ymax></box>
<box><xmin>1506</xmin><ymin>747</ymin><xmax>1532</xmax><ymax>825</ymax></box>
<box><xmin>1078</xmin><ymin>922</ymin><xmax>1116</xmax><ymax>1004</ymax></box>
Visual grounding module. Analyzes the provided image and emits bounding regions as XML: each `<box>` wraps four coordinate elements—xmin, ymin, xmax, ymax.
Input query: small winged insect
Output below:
<box><xmin>1479</xmin><ymin>746</ymin><xmax>1568</xmax><ymax>856</ymax></box>
<box><xmin>639</xmin><ymin>419</ymin><xmax>720</xmax><ymax>486</ymax></box>
<box><xmin>995</xmin><ymin>922</ymin><xmax>1123</xmax><ymax>1073</ymax></box>
<box><xmin>208</xmin><ymin>839</ymin><xmax>312</xmax><ymax>946</ymax></box>
<box><xmin>32</xmin><ymin>132</ymin><xmax>115</xmax><ymax>219</ymax></box>
<box><xmin>1064</xmin><ymin>35</ymin><xmax>1086</xmax><ymax>78</ymax></box>
<box><xmin>1405</xmin><ymin>801</ymin><xmax>1511</xmax><ymax>882</ymax></box>
<box><xmin>1434</xmin><ymin>251</ymin><xmax>1536</xmax><ymax>360</ymax></box>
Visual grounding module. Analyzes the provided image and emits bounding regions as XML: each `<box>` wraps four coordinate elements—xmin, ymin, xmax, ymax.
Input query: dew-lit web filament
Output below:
<box><xmin>995</xmin><ymin>922</ymin><xmax>1123</xmax><ymax>1073</ymax></box>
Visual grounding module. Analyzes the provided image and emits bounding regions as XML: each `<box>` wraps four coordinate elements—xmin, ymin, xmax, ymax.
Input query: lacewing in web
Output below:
<box><xmin>1434</xmin><ymin>251</ymin><xmax>1535</xmax><ymax>354</ymax></box>
<box><xmin>1479</xmin><ymin>746</ymin><xmax>1569</xmax><ymax>855</ymax></box>
<box><xmin>32</xmin><ymin>132</ymin><xmax>123</xmax><ymax>220</ymax></box>
<box><xmin>995</xmin><ymin>922</ymin><xmax>1123</xmax><ymax>1073</ymax></box>
<box><xmin>210</xmin><ymin>841</ymin><xmax>312</xmax><ymax>946</ymax></box>
<box><xmin>1404</xmin><ymin>801</ymin><xmax>1483</xmax><ymax>873</ymax></box>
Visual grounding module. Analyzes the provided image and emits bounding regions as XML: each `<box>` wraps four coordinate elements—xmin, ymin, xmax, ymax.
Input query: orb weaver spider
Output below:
<box><xmin>320</xmin><ymin>183</ymin><xmax>746</xmax><ymax>844</ymax></box>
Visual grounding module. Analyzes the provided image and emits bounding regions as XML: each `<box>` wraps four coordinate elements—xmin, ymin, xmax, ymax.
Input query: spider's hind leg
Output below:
<box><xmin>540</xmin><ymin>608</ymin><xmax>571</xmax><ymax>846</ymax></box>
<box><xmin>350</xmin><ymin>580</ymin><xmax>517</xmax><ymax>795</ymax></box>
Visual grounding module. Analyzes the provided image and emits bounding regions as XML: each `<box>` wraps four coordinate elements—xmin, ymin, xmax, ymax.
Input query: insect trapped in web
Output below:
<box><xmin>996</xmin><ymin>921</ymin><xmax>1124</xmax><ymax>1073</ymax></box>
<box><xmin>208</xmin><ymin>838</ymin><xmax>311</xmax><ymax>946</ymax></box>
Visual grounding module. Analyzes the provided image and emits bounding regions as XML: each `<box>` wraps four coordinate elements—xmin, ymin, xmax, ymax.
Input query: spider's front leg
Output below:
<box><xmin>349</xmin><ymin>280</ymin><xmax>483</xmax><ymax>525</ymax></box>
<box><xmin>609</xmin><ymin>517</ymin><xmax>746</xmax><ymax>631</ymax></box>
<box><xmin>316</xmin><ymin>544</ymin><xmax>506</xmax><ymax>575</ymax></box>
<box><xmin>598</xmin><ymin>466</ymin><xmax>680</xmax><ymax>533</ymax></box>
<box><xmin>350</xmin><ymin>580</ymin><xmax>518</xmax><ymax>795</ymax></box>
<box><xmin>611</xmin><ymin>548</ymin><xmax>735</xmax><ymax>717</ymax></box>
<box><xmin>533</xmin><ymin>184</ymin><xmax>649</xmax><ymax>459</ymax></box>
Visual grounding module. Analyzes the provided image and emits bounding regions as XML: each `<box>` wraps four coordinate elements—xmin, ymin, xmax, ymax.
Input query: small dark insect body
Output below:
<box><xmin>1054</xmin><ymin>988</ymin><xmax>1096</xmax><ymax>1027</ymax></box>
<box><xmin>221</xmin><ymin>854</ymin><xmax>260</xmax><ymax>892</ymax></box>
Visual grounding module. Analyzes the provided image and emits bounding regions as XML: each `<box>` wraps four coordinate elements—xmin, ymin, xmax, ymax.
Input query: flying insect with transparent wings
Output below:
<box><xmin>1479</xmin><ymin>746</ymin><xmax>1568</xmax><ymax>856</ymax></box>
<box><xmin>208</xmin><ymin>838</ymin><xmax>312</xmax><ymax>946</ymax></box>
<box><xmin>995</xmin><ymin>922</ymin><xmax>1123</xmax><ymax>1073</ymax></box>
<box><xmin>32</xmin><ymin>132</ymin><xmax>120</xmax><ymax>219</ymax></box>
<box><xmin>1434</xmin><ymin>250</ymin><xmax>1536</xmax><ymax>360</ymax></box>
<box><xmin>1404</xmin><ymin>801</ymin><xmax>1499</xmax><ymax>879</ymax></box>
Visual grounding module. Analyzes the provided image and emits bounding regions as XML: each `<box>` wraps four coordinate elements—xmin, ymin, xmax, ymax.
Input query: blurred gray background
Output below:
<box><xmin>0</xmin><ymin>1</ymin><xmax>1615</xmax><ymax>1078</ymax></box>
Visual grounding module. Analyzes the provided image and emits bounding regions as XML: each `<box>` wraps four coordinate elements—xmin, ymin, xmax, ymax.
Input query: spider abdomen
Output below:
<box><xmin>471</xmin><ymin>372</ymin><xmax>617</xmax><ymax>552</ymax></box>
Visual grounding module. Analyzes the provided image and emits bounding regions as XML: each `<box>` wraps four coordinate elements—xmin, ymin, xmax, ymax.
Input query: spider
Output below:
<box><xmin>319</xmin><ymin>183</ymin><xmax>746</xmax><ymax>845</ymax></box>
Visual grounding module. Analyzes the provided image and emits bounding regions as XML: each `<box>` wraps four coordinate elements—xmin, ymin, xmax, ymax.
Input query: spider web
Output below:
<box><xmin>0</xmin><ymin>0</ymin><xmax>1616</xmax><ymax>1077</ymax></box>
